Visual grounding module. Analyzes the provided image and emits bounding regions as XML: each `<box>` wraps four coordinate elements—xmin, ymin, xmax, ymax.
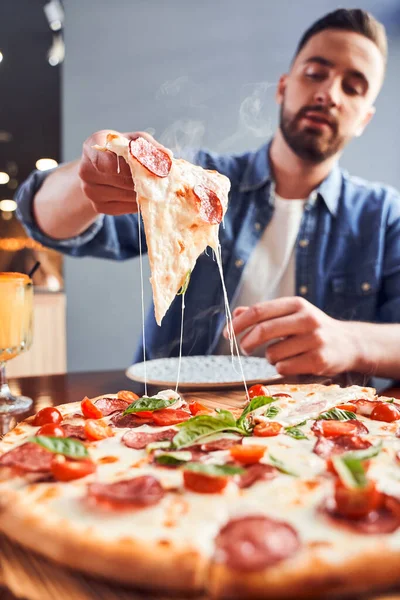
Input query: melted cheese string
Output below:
<box><xmin>175</xmin><ymin>291</ymin><xmax>185</xmax><ymax>393</ymax></box>
<box><xmin>137</xmin><ymin>205</ymin><xmax>148</xmax><ymax>396</ymax></box>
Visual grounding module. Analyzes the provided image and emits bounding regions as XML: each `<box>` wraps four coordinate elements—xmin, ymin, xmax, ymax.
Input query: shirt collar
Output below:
<box><xmin>239</xmin><ymin>140</ymin><xmax>342</xmax><ymax>216</ymax></box>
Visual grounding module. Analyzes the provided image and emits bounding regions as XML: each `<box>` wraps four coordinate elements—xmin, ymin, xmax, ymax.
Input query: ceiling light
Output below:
<box><xmin>0</xmin><ymin>52</ymin><xmax>3</xmax><ymax>64</ymax></box>
<box><xmin>47</xmin><ymin>33</ymin><xmax>65</xmax><ymax>66</ymax></box>
<box><xmin>0</xmin><ymin>172</ymin><xmax>10</xmax><ymax>184</ymax></box>
<box><xmin>0</xmin><ymin>199</ymin><xmax>17</xmax><ymax>212</ymax></box>
<box><xmin>36</xmin><ymin>158</ymin><xmax>58</xmax><ymax>171</ymax></box>
<box><xmin>44</xmin><ymin>1</ymin><xmax>64</xmax><ymax>31</ymax></box>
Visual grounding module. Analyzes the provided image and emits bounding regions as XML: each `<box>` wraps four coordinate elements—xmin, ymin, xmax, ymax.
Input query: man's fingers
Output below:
<box><xmin>229</xmin><ymin>297</ymin><xmax>307</xmax><ymax>336</ymax></box>
<box><xmin>275</xmin><ymin>350</ymin><xmax>329</xmax><ymax>376</ymax></box>
<box><xmin>239</xmin><ymin>312</ymin><xmax>315</xmax><ymax>354</ymax></box>
<box><xmin>266</xmin><ymin>332</ymin><xmax>321</xmax><ymax>364</ymax></box>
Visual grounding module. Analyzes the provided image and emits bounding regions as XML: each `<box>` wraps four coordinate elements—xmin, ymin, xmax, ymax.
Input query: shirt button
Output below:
<box><xmin>254</xmin><ymin>222</ymin><xmax>261</xmax><ymax>231</ymax></box>
<box><xmin>361</xmin><ymin>282</ymin><xmax>371</xmax><ymax>292</ymax></box>
<box><xmin>235</xmin><ymin>259</ymin><xmax>244</xmax><ymax>268</ymax></box>
<box><xmin>299</xmin><ymin>239</ymin><xmax>309</xmax><ymax>248</ymax></box>
<box><xmin>299</xmin><ymin>285</ymin><xmax>308</xmax><ymax>295</ymax></box>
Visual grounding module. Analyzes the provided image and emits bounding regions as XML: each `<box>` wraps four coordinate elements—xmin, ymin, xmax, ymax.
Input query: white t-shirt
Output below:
<box><xmin>216</xmin><ymin>193</ymin><xmax>306</xmax><ymax>356</ymax></box>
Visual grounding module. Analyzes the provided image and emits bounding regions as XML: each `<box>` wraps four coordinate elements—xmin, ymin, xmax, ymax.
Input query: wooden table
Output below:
<box><xmin>2</xmin><ymin>370</ymin><xmax>400</xmax><ymax>600</ymax></box>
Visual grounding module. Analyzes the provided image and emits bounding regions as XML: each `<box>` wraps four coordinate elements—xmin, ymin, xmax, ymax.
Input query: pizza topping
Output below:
<box><xmin>229</xmin><ymin>444</ymin><xmax>266</xmax><ymax>465</ymax></box>
<box><xmin>122</xmin><ymin>428</ymin><xmax>176</xmax><ymax>450</ymax></box>
<box><xmin>122</xmin><ymin>396</ymin><xmax>178</xmax><ymax>416</ymax></box>
<box><xmin>316</xmin><ymin>407</ymin><xmax>357</xmax><ymax>421</ymax></box>
<box><xmin>193</xmin><ymin>184</ymin><xmax>223</xmax><ymax>225</ymax></box>
<box><xmin>37</xmin><ymin>423</ymin><xmax>65</xmax><ymax>438</ymax></box>
<box><xmin>271</xmin><ymin>392</ymin><xmax>292</xmax><ymax>398</ymax></box>
<box><xmin>51</xmin><ymin>455</ymin><xmax>96</xmax><ymax>482</ymax></box>
<box><xmin>237</xmin><ymin>396</ymin><xmax>278</xmax><ymax>431</ymax></box>
<box><xmin>94</xmin><ymin>396</ymin><xmax>130</xmax><ymax>416</ymax></box>
<box><xmin>88</xmin><ymin>475</ymin><xmax>165</xmax><ymax>508</ymax></box>
<box><xmin>263</xmin><ymin>405</ymin><xmax>280</xmax><ymax>419</ymax></box>
<box><xmin>248</xmin><ymin>384</ymin><xmax>269</xmax><ymax>398</ymax></box>
<box><xmin>154</xmin><ymin>451</ymin><xmax>192</xmax><ymax>467</ymax></box>
<box><xmin>33</xmin><ymin>407</ymin><xmax>62</xmax><ymax>427</ymax></box>
<box><xmin>313</xmin><ymin>435</ymin><xmax>372</xmax><ymax>459</ymax></box>
<box><xmin>253</xmin><ymin>422</ymin><xmax>283</xmax><ymax>437</ymax></box>
<box><xmin>129</xmin><ymin>137</ymin><xmax>172</xmax><ymax>178</ymax></box>
<box><xmin>0</xmin><ymin>442</ymin><xmax>53</xmax><ymax>473</ymax></box>
<box><xmin>84</xmin><ymin>419</ymin><xmax>114</xmax><ymax>441</ymax></box>
<box><xmin>172</xmin><ymin>410</ymin><xmax>245</xmax><ymax>449</ymax></box>
<box><xmin>324</xmin><ymin>493</ymin><xmax>400</xmax><ymax>534</ymax></box>
<box><xmin>311</xmin><ymin>419</ymin><xmax>368</xmax><ymax>438</ymax></box>
<box><xmin>151</xmin><ymin>408</ymin><xmax>191</xmax><ymax>427</ymax></box>
<box><xmin>61</xmin><ymin>424</ymin><xmax>87</xmax><ymax>440</ymax></box>
<box><xmin>214</xmin><ymin>515</ymin><xmax>301</xmax><ymax>571</ymax></box>
<box><xmin>177</xmin><ymin>270</ymin><xmax>191</xmax><ymax>295</ymax></box>
<box><xmin>81</xmin><ymin>397</ymin><xmax>103</xmax><ymax>419</ymax></box>
<box><xmin>284</xmin><ymin>421</ymin><xmax>308</xmax><ymax>440</ymax></box>
<box><xmin>370</xmin><ymin>403</ymin><xmax>400</xmax><ymax>422</ymax></box>
<box><xmin>201</xmin><ymin>435</ymin><xmax>243</xmax><ymax>451</ymax></box>
<box><xmin>352</xmin><ymin>399</ymin><xmax>380</xmax><ymax>416</ymax></box>
<box><xmin>182</xmin><ymin>463</ymin><xmax>242</xmax><ymax>494</ymax></box>
<box><xmin>189</xmin><ymin>401</ymin><xmax>214</xmax><ymax>416</ymax></box>
<box><xmin>29</xmin><ymin>436</ymin><xmax>89</xmax><ymax>459</ymax></box>
<box><xmin>117</xmin><ymin>390</ymin><xmax>140</xmax><ymax>403</ymax></box>
<box><xmin>237</xmin><ymin>463</ymin><xmax>278</xmax><ymax>489</ymax></box>
<box><xmin>268</xmin><ymin>454</ymin><xmax>298</xmax><ymax>477</ymax></box>
<box><xmin>332</xmin><ymin>479</ymin><xmax>383</xmax><ymax>519</ymax></box>
<box><xmin>336</xmin><ymin>403</ymin><xmax>357</xmax><ymax>412</ymax></box>
<box><xmin>110</xmin><ymin>411</ymin><xmax>154</xmax><ymax>428</ymax></box>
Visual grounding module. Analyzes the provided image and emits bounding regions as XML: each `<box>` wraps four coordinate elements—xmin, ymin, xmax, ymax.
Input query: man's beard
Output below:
<box><xmin>279</xmin><ymin>101</ymin><xmax>345</xmax><ymax>163</ymax></box>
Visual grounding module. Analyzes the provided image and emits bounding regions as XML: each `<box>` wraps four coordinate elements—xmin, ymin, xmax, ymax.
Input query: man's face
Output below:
<box><xmin>277</xmin><ymin>29</ymin><xmax>385</xmax><ymax>163</ymax></box>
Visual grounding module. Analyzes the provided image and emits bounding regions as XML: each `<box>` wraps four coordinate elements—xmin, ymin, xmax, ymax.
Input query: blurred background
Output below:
<box><xmin>0</xmin><ymin>0</ymin><xmax>399</xmax><ymax>376</ymax></box>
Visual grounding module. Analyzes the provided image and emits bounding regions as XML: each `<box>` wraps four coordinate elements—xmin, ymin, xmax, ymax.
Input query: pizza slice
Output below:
<box><xmin>95</xmin><ymin>134</ymin><xmax>230</xmax><ymax>325</ymax></box>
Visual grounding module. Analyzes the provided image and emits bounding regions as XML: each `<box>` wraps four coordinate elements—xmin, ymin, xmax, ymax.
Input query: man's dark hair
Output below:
<box><xmin>295</xmin><ymin>8</ymin><xmax>388</xmax><ymax>64</ymax></box>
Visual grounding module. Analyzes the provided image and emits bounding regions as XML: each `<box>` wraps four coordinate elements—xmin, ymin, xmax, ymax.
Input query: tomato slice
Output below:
<box><xmin>248</xmin><ymin>384</ymin><xmax>269</xmax><ymax>399</ymax></box>
<box><xmin>253</xmin><ymin>422</ymin><xmax>283</xmax><ymax>437</ymax></box>
<box><xmin>117</xmin><ymin>390</ymin><xmax>140</xmax><ymax>403</ymax></box>
<box><xmin>84</xmin><ymin>419</ymin><xmax>114</xmax><ymax>441</ymax></box>
<box><xmin>51</xmin><ymin>456</ymin><xmax>96</xmax><ymax>482</ymax></box>
<box><xmin>183</xmin><ymin>470</ymin><xmax>228</xmax><ymax>494</ymax></box>
<box><xmin>334</xmin><ymin>479</ymin><xmax>383</xmax><ymax>518</ymax></box>
<box><xmin>37</xmin><ymin>423</ymin><xmax>65</xmax><ymax>437</ymax></box>
<box><xmin>81</xmin><ymin>396</ymin><xmax>103</xmax><ymax>419</ymax></box>
<box><xmin>370</xmin><ymin>403</ymin><xmax>400</xmax><ymax>423</ymax></box>
<box><xmin>336</xmin><ymin>403</ymin><xmax>357</xmax><ymax>412</ymax></box>
<box><xmin>189</xmin><ymin>401</ymin><xmax>214</xmax><ymax>416</ymax></box>
<box><xmin>319</xmin><ymin>420</ymin><xmax>360</xmax><ymax>438</ymax></box>
<box><xmin>33</xmin><ymin>407</ymin><xmax>62</xmax><ymax>427</ymax></box>
<box><xmin>135</xmin><ymin>411</ymin><xmax>154</xmax><ymax>419</ymax></box>
<box><xmin>229</xmin><ymin>444</ymin><xmax>266</xmax><ymax>465</ymax></box>
<box><xmin>151</xmin><ymin>409</ymin><xmax>191</xmax><ymax>426</ymax></box>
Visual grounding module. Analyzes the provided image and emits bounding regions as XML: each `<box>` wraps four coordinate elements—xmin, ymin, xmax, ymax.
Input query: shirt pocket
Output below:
<box><xmin>325</xmin><ymin>269</ymin><xmax>379</xmax><ymax>321</ymax></box>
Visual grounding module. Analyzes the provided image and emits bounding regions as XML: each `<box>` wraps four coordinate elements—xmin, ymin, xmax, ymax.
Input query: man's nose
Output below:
<box><xmin>313</xmin><ymin>78</ymin><xmax>341</xmax><ymax>108</ymax></box>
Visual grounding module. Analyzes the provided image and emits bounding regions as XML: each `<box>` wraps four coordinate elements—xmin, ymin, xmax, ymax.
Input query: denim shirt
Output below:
<box><xmin>15</xmin><ymin>142</ymin><xmax>400</xmax><ymax>363</ymax></box>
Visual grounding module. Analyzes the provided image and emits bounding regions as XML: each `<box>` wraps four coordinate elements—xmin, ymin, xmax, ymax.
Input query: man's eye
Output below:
<box><xmin>343</xmin><ymin>82</ymin><xmax>363</xmax><ymax>96</ymax></box>
<box><xmin>305</xmin><ymin>72</ymin><xmax>325</xmax><ymax>81</ymax></box>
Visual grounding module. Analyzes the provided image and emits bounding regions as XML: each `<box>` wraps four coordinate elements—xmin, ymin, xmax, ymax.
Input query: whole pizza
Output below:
<box><xmin>1</xmin><ymin>383</ymin><xmax>400</xmax><ymax>598</ymax></box>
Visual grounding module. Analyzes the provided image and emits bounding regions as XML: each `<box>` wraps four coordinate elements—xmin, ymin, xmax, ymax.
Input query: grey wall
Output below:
<box><xmin>63</xmin><ymin>0</ymin><xmax>400</xmax><ymax>372</ymax></box>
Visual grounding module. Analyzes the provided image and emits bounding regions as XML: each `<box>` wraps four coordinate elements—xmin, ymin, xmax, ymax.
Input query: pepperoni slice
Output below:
<box><xmin>0</xmin><ymin>442</ymin><xmax>53</xmax><ymax>473</ymax></box>
<box><xmin>322</xmin><ymin>494</ymin><xmax>400</xmax><ymax>534</ymax></box>
<box><xmin>61</xmin><ymin>424</ymin><xmax>87</xmax><ymax>440</ymax></box>
<box><xmin>129</xmin><ymin>137</ymin><xmax>172</xmax><ymax>178</ymax></box>
<box><xmin>122</xmin><ymin>428</ymin><xmax>176</xmax><ymax>450</ymax></box>
<box><xmin>193</xmin><ymin>184</ymin><xmax>223</xmax><ymax>225</ymax></box>
<box><xmin>311</xmin><ymin>419</ymin><xmax>368</xmax><ymax>438</ymax></box>
<box><xmin>88</xmin><ymin>475</ymin><xmax>164</xmax><ymax>509</ymax></box>
<box><xmin>237</xmin><ymin>464</ymin><xmax>278</xmax><ymax>489</ymax></box>
<box><xmin>313</xmin><ymin>434</ymin><xmax>371</xmax><ymax>459</ymax></box>
<box><xmin>200</xmin><ymin>437</ymin><xmax>242</xmax><ymax>452</ymax></box>
<box><xmin>352</xmin><ymin>399</ymin><xmax>380</xmax><ymax>416</ymax></box>
<box><xmin>94</xmin><ymin>397</ymin><xmax>130</xmax><ymax>417</ymax></box>
<box><xmin>109</xmin><ymin>411</ymin><xmax>154</xmax><ymax>428</ymax></box>
<box><xmin>214</xmin><ymin>515</ymin><xmax>301</xmax><ymax>571</ymax></box>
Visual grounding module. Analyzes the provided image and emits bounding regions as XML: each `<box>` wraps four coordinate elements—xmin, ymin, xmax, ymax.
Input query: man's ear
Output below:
<box><xmin>354</xmin><ymin>106</ymin><xmax>375</xmax><ymax>137</ymax></box>
<box><xmin>276</xmin><ymin>74</ymin><xmax>288</xmax><ymax>105</ymax></box>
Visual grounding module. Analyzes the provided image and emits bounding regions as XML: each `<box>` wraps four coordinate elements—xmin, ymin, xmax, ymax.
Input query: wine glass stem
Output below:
<box><xmin>0</xmin><ymin>361</ymin><xmax>11</xmax><ymax>399</ymax></box>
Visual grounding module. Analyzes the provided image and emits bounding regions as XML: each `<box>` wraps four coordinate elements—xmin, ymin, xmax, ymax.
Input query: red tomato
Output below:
<box><xmin>319</xmin><ymin>420</ymin><xmax>360</xmax><ymax>438</ymax></box>
<box><xmin>81</xmin><ymin>396</ymin><xmax>103</xmax><ymax>419</ymax></box>
<box><xmin>370</xmin><ymin>403</ymin><xmax>400</xmax><ymax>423</ymax></box>
<box><xmin>189</xmin><ymin>401</ymin><xmax>214</xmax><ymax>416</ymax></box>
<box><xmin>183</xmin><ymin>470</ymin><xmax>228</xmax><ymax>494</ymax></box>
<box><xmin>51</xmin><ymin>456</ymin><xmax>96</xmax><ymax>482</ymax></box>
<box><xmin>84</xmin><ymin>419</ymin><xmax>114</xmax><ymax>441</ymax></box>
<box><xmin>336</xmin><ymin>403</ymin><xmax>357</xmax><ymax>412</ymax></box>
<box><xmin>248</xmin><ymin>384</ymin><xmax>269</xmax><ymax>399</ymax></box>
<box><xmin>253</xmin><ymin>422</ymin><xmax>283</xmax><ymax>437</ymax></box>
<box><xmin>334</xmin><ymin>479</ymin><xmax>383</xmax><ymax>518</ymax></box>
<box><xmin>151</xmin><ymin>409</ymin><xmax>192</xmax><ymax>426</ymax></box>
<box><xmin>326</xmin><ymin>457</ymin><xmax>371</xmax><ymax>476</ymax></box>
<box><xmin>135</xmin><ymin>411</ymin><xmax>154</xmax><ymax>419</ymax></box>
<box><xmin>37</xmin><ymin>423</ymin><xmax>65</xmax><ymax>437</ymax></box>
<box><xmin>33</xmin><ymin>407</ymin><xmax>62</xmax><ymax>427</ymax></box>
<box><xmin>229</xmin><ymin>444</ymin><xmax>266</xmax><ymax>464</ymax></box>
<box><xmin>117</xmin><ymin>390</ymin><xmax>140</xmax><ymax>403</ymax></box>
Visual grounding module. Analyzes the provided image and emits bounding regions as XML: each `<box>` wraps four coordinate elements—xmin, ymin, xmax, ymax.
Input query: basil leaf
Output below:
<box><xmin>177</xmin><ymin>271</ymin><xmax>191</xmax><ymax>295</ymax></box>
<box><xmin>264</xmin><ymin>405</ymin><xmax>280</xmax><ymax>419</ymax></box>
<box><xmin>285</xmin><ymin>427</ymin><xmax>308</xmax><ymax>440</ymax></box>
<box><xmin>237</xmin><ymin>396</ymin><xmax>277</xmax><ymax>429</ymax></box>
<box><xmin>123</xmin><ymin>396</ymin><xmax>177</xmax><ymax>415</ymax></box>
<box><xmin>29</xmin><ymin>436</ymin><xmax>89</xmax><ymax>459</ymax></box>
<box><xmin>155</xmin><ymin>451</ymin><xmax>192</xmax><ymax>466</ymax></box>
<box><xmin>268</xmin><ymin>454</ymin><xmax>298</xmax><ymax>477</ymax></box>
<box><xmin>316</xmin><ymin>407</ymin><xmax>356</xmax><ymax>421</ymax></box>
<box><xmin>173</xmin><ymin>411</ymin><xmax>244</xmax><ymax>449</ymax></box>
<box><xmin>331</xmin><ymin>455</ymin><xmax>368</xmax><ymax>489</ymax></box>
<box><xmin>183</xmin><ymin>462</ymin><xmax>245</xmax><ymax>477</ymax></box>
<box><xmin>385</xmin><ymin>398</ymin><xmax>395</xmax><ymax>403</ymax></box>
<box><xmin>343</xmin><ymin>441</ymin><xmax>383</xmax><ymax>462</ymax></box>
<box><xmin>146</xmin><ymin>440</ymin><xmax>172</xmax><ymax>453</ymax></box>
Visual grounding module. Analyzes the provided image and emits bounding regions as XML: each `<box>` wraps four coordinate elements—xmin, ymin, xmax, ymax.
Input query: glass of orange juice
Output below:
<box><xmin>0</xmin><ymin>272</ymin><xmax>33</xmax><ymax>416</ymax></box>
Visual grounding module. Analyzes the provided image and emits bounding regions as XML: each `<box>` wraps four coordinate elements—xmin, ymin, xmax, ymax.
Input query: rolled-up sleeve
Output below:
<box><xmin>378</xmin><ymin>190</ymin><xmax>400</xmax><ymax>322</ymax></box>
